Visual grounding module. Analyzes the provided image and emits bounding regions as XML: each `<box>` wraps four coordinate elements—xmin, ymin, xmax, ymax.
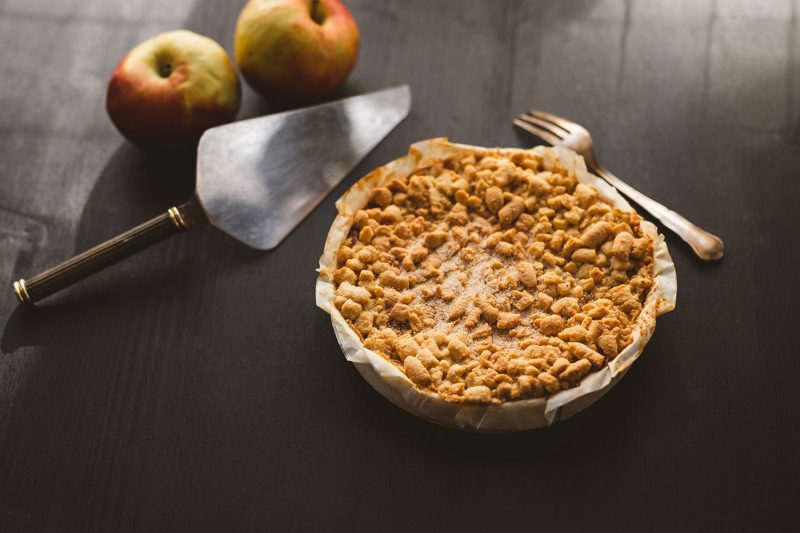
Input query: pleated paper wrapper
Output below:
<box><xmin>316</xmin><ymin>139</ymin><xmax>677</xmax><ymax>431</ymax></box>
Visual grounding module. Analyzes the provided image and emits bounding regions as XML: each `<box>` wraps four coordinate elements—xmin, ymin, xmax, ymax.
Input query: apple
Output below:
<box><xmin>106</xmin><ymin>30</ymin><xmax>241</xmax><ymax>149</ymax></box>
<box><xmin>234</xmin><ymin>0</ymin><xmax>360</xmax><ymax>97</ymax></box>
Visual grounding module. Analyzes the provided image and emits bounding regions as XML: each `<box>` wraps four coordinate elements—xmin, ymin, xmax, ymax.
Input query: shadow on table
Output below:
<box><xmin>0</xmin><ymin>140</ymin><xmax>197</xmax><ymax>526</ymax></box>
<box><xmin>1</xmin><ymin>142</ymin><xmax>197</xmax><ymax>352</ymax></box>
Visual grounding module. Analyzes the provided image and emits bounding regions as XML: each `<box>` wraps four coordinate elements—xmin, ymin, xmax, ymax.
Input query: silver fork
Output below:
<box><xmin>514</xmin><ymin>110</ymin><xmax>723</xmax><ymax>260</ymax></box>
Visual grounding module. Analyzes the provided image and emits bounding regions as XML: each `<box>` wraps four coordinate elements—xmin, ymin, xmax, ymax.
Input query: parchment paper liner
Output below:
<box><xmin>316</xmin><ymin>139</ymin><xmax>677</xmax><ymax>431</ymax></box>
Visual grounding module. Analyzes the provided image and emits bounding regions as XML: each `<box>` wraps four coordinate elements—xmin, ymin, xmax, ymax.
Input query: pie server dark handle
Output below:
<box><xmin>12</xmin><ymin>198</ymin><xmax>205</xmax><ymax>305</ymax></box>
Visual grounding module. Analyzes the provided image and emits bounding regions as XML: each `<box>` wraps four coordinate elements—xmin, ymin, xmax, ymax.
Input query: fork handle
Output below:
<box><xmin>591</xmin><ymin>165</ymin><xmax>724</xmax><ymax>260</ymax></box>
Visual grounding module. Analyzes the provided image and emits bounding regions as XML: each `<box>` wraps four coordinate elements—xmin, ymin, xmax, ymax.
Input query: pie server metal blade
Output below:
<box><xmin>12</xmin><ymin>85</ymin><xmax>412</xmax><ymax>304</ymax></box>
<box><xmin>197</xmin><ymin>84</ymin><xmax>411</xmax><ymax>250</ymax></box>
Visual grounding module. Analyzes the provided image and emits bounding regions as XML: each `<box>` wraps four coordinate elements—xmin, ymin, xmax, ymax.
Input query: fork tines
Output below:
<box><xmin>514</xmin><ymin>111</ymin><xmax>569</xmax><ymax>145</ymax></box>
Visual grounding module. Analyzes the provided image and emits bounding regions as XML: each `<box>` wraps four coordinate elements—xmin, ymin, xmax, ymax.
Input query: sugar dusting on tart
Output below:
<box><xmin>317</xmin><ymin>139</ymin><xmax>676</xmax><ymax>429</ymax></box>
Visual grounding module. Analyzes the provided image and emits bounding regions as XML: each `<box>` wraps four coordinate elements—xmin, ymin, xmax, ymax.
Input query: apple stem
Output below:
<box><xmin>310</xmin><ymin>0</ymin><xmax>323</xmax><ymax>24</ymax></box>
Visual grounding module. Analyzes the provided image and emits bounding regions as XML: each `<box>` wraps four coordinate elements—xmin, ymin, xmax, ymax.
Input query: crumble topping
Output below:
<box><xmin>331</xmin><ymin>149</ymin><xmax>655</xmax><ymax>404</ymax></box>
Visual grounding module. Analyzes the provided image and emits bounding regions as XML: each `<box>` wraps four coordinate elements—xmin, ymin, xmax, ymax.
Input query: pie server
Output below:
<box><xmin>13</xmin><ymin>85</ymin><xmax>411</xmax><ymax>304</ymax></box>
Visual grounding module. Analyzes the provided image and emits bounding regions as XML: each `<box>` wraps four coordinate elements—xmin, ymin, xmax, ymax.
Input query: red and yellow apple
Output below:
<box><xmin>106</xmin><ymin>30</ymin><xmax>241</xmax><ymax>148</ymax></box>
<box><xmin>234</xmin><ymin>0</ymin><xmax>360</xmax><ymax>97</ymax></box>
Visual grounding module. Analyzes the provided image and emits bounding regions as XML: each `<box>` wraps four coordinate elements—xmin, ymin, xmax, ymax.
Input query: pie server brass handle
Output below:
<box><xmin>12</xmin><ymin>198</ymin><xmax>206</xmax><ymax>305</ymax></box>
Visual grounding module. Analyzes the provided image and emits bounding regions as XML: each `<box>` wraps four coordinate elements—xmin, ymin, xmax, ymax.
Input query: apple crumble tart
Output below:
<box><xmin>319</xmin><ymin>140</ymin><xmax>676</xmax><ymax>426</ymax></box>
<box><xmin>326</xmin><ymin>144</ymin><xmax>658</xmax><ymax>405</ymax></box>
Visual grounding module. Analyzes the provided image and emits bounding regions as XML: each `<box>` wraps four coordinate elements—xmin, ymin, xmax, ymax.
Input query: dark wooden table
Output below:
<box><xmin>1</xmin><ymin>1</ymin><xmax>798</xmax><ymax>531</ymax></box>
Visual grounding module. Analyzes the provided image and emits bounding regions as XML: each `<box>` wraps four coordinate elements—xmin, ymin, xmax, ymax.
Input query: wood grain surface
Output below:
<box><xmin>1</xmin><ymin>0</ymin><xmax>798</xmax><ymax>531</ymax></box>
